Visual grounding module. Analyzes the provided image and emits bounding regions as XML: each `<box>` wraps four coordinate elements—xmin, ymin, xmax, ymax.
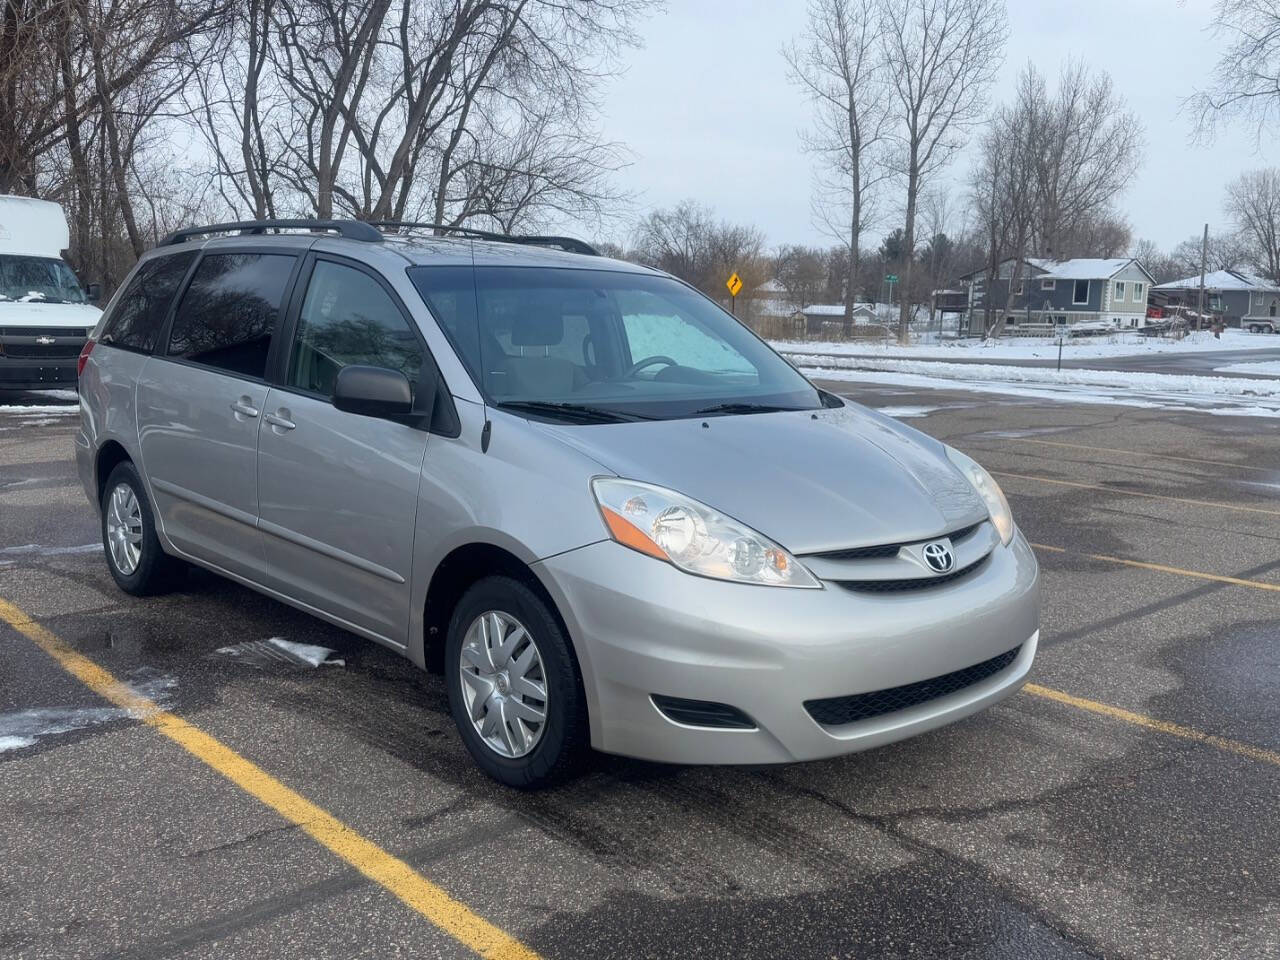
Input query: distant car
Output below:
<box><xmin>0</xmin><ymin>196</ymin><xmax>101</xmax><ymax>392</ymax></box>
<box><xmin>76</xmin><ymin>218</ymin><xmax>1040</xmax><ymax>788</ymax></box>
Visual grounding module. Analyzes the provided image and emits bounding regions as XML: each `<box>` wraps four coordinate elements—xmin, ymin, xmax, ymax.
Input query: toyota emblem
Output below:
<box><xmin>922</xmin><ymin>540</ymin><xmax>954</xmax><ymax>574</ymax></box>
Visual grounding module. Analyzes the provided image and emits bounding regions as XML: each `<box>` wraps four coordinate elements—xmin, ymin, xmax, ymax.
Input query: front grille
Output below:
<box><xmin>651</xmin><ymin>695</ymin><xmax>756</xmax><ymax>729</ymax></box>
<box><xmin>810</xmin><ymin>522</ymin><xmax>982</xmax><ymax>562</ymax></box>
<box><xmin>836</xmin><ymin>555</ymin><xmax>989</xmax><ymax>593</ymax></box>
<box><xmin>803</xmin><ymin>645</ymin><xmax>1022</xmax><ymax>726</ymax></box>
<box><xmin>4</xmin><ymin>342</ymin><xmax>82</xmax><ymax>358</ymax></box>
<box><xmin>0</xmin><ymin>326</ymin><xmax>87</xmax><ymax>338</ymax></box>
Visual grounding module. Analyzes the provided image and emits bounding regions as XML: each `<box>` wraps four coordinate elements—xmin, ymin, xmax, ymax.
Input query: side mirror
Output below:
<box><xmin>86</xmin><ymin>283</ymin><xmax>101</xmax><ymax>302</ymax></box>
<box><xmin>333</xmin><ymin>365</ymin><xmax>413</xmax><ymax>419</ymax></box>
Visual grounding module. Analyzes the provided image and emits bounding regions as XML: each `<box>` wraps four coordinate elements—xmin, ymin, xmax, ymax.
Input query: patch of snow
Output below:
<box><xmin>1214</xmin><ymin>360</ymin><xmax>1280</xmax><ymax>376</ymax></box>
<box><xmin>266</xmin><ymin>636</ymin><xmax>345</xmax><ymax>668</ymax></box>
<box><xmin>794</xmin><ymin>355</ymin><xmax>1280</xmax><ymax>400</ymax></box>
<box><xmin>807</xmin><ymin>367</ymin><xmax>1280</xmax><ymax>419</ymax></box>
<box><xmin>772</xmin><ymin>329</ymin><xmax>1276</xmax><ymax>362</ymax></box>
<box><xmin>0</xmin><ymin>542</ymin><xmax>101</xmax><ymax>557</ymax></box>
<box><xmin>875</xmin><ymin>405</ymin><xmax>941</xmax><ymax>419</ymax></box>
<box><xmin>0</xmin><ymin>404</ymin><xmax>79</xmax><ymax>414</ymax></box>
<box><xmin>0</xmin><ymin>672</ymin><xmax>175</xmax><ymax>753</ymax></box>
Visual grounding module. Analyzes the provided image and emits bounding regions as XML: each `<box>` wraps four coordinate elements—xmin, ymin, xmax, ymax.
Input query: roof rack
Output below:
<box><xmin>371</xmin><ymin>221</ymin><xmax>599</xmax><ymax>257</ymax></box>
<box><xmin>161</xmin><ymin>219</ymin><xmax>382</xmax><ymax>246</ymax></box>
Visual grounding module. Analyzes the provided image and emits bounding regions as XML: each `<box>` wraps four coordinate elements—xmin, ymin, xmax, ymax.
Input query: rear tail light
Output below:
<box><xmin>77</xmin><ymin>338</ymin><xmax>96</xmax><ymax>377</ymax></box>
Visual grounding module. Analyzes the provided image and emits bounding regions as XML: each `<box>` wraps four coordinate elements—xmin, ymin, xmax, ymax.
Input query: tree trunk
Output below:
<box><xmin>897</xmin><ymin>164</ymin><xmax>918</xmax><ymax>344</ymax></box>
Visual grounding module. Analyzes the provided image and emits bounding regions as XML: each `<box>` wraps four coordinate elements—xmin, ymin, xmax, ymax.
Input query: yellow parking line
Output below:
<box><xmin>994</xmin><ymin>470</ymin><xmax>1280</xmax><ymax>517</ymax></box>
<box><xmin>1030</xmin><ymin>542</ymin><xmax>1280</xmax><ymax>593</ymax></box>
<box><xmin>0</xmin><ymin>597</ymin><xmax>539</xmax><ymax>960</ymax></box>
<box><xmin>990</xmin><ymin>436</ymin><xmax>1272</xmax><ymax>473</ymax></box>
<box><xmin>1025</xmin><ymin>684</ymin><xmax>1280</xmax><ymax>769</ymax></box>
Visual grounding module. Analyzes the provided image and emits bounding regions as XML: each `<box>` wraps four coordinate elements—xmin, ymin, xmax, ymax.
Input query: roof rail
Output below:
<box><xmin>161</xmin><ymin>219</ymin><xmax>382</xmax><ymax>247</ymax></box>
<box><xmin>371</xmin><ymin>221</ymin><xmax>599</xmax><ymax>257</ymax></box>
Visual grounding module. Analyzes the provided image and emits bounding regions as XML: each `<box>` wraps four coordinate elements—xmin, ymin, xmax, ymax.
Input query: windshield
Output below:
<box><xmin>409</xmin><ymin>266</ymin><xmax>821</xmax><ymax>420</ymax></box>
<box><xmin>0</xmin><ymin>255</ymin><xmax>88</xmax><ymax>304</ymax></box>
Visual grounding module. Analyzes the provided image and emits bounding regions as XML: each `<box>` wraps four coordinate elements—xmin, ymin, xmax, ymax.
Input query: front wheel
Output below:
<box><xmin>445</xmin><ymin>576</ymin><xmax>590</xmax><ymax>788</ymax></box>
<box><xmin>101</xmin><ymin>461</ymin><xmax>183</xmax><ymax>596</ymax></box>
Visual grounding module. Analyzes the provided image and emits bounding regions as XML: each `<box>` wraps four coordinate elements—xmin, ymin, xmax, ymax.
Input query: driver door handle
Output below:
<box><xmin>264</xmin><ymin>411</ymin><xmax>296</xmax><ymax>431</ymax></box>
<box><xmin>230</xmin><ymin>398</ymin><xmax>260</xmax><ymax>419</ymax></box>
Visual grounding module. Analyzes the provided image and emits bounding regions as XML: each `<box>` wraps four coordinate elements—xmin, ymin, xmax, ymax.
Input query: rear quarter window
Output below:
<box><xmin>98</xmin><ymin>252</ymin><xmax>195</xmax><ymax>353</ymax></box>
<box><xmin>166</xmin><ymin>253</ymin><xmax>295</xmax><ymax>379</ymax></box>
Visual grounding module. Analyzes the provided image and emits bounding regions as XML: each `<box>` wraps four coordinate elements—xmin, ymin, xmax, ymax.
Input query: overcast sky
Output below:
<box><xmin>589</xmin><ymin>0</ymin><xmax>1275</xmax><ymax>254</ymax></box>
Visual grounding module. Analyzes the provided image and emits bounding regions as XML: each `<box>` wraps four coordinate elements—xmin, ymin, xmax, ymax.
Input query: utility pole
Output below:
<box><xmin>1196</xmin><ymin>223</ymin><xmax>1208</xmax><ymax>332</ymax></box>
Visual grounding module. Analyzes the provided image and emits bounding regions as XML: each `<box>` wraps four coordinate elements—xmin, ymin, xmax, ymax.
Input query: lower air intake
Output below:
<box><xmin>803</xmin><ymin>645</ymin><xmax>1022</xmax><ymax>727</ymax></box>
<box><xmin>651</xmin><ymin>695</ymin><xmax>757</xmax><ymax>730</ymax></box>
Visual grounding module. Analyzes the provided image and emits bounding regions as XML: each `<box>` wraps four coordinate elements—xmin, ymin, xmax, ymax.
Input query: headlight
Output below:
<box><xmin>591</xmin><ymin>478</ymin><xmax>820</xmax><ymax>588</ymax></box>
<box><xmin>946</xmin><ymin>447</ymin><xmax>1014</xmax><ymax>545</ymax></box>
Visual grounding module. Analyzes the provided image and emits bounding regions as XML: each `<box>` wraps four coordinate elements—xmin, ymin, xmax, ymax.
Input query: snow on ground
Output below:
<box><xmin>0</xmin><ymin>404</ymin><xmax>79</xmax><ymax>414</ymax></box>
<box><xmin>875</xmin><ymin>405</ymin><xmax>944</xmax><ymax>419</ymax></box>
<box><xmin>0</xmin><ymin>672</ymin><xmax>176</xmax><ymax>753</ymax></box>
<box><xmin>804</xmin><ymin>363</ymin><xmax>1280</xmax><ymax>418</ymax></box>
<box><xmin>267</xmin><ymin>637</ymin><xmax>344</xmax><ymax>667</ymax></box>
<box><xmin>0</xmin><ymin>542</ymin><xmax>101</xmax><ymax>557</ymax></box>
<box><xmin>793</xmin><ymin>355</ymin><xmax>1280</xmax><ymax>399</ymax></box>
<box><xmin>772</xmin><ymin>329</ymin><xmax>1278</xmax><ymax>361</ymax></box>
<box><xmin>1215</xmin><ymin>360</ymin><xmax>1280</xmax><ymax>376</ymax></box>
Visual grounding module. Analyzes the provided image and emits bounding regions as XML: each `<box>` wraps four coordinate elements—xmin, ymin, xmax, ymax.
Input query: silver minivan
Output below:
<box><xmin>75</xmin><ymin>220</ymin><xmax>1039</xmax><ymax>788</ymax></box>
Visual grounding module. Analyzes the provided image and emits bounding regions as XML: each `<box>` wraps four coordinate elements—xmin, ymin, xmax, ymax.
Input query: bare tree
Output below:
<box><xmin>784</xmin><ymin>0</ymin><xmax>890</xmax><ymax>333</ymax></box>
<box><xmin>879</xmin><ymin>0</ymin><xmax>1008</xmax><ymax>342</ymax></box>
<box><xmin>631</xmin><ymin>200</ymin><xmax>767</xmax><ymax>298</ymax></box>
<box><xmin>1188</xmin><ymin>0</ymin><xmax>1280</xmax><ymax>143</ymax></box>
<box><xmin>1171</xmin><ymin>230</ymin><xmax>1254</xmax><ymax>276</ymax></box>
<box><xmin>1029</xmin><ymin>61</ymin><xmax>1142</xmax><ymax>257</ymax></box>
<box><xmin>1225</xmin><ymin>168</ymin><xmax>1280</xmax><ymax>280</ymax></box>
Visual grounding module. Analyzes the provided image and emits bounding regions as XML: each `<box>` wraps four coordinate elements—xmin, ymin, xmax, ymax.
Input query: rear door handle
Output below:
<box><xmin>264</xmin><ymin>411</ymin><xmax>296</xmax><ymax>431</ymax></box>
<box><xmin>230</xmin><ymin>397</ymin><xmax>260</xmax><ymax>419</ymax></box>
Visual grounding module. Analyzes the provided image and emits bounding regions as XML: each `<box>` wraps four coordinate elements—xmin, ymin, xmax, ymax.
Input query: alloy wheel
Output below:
<box><xmin>457</xmin><ymin>610</ymin><xmax>548</xmax><ymax>758</ymax></box>
<box><xmin>106</xmin><ymin>482</ymin><xmax>143</xmax><ymax>575</ymax></box>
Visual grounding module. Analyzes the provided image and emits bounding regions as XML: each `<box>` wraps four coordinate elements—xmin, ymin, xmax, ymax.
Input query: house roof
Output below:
<box><xmin>959</xmin><ymin>257</ymin><xmax>1152</xmax><ymax>283</ymax></box>
<box><xmin>798</xmin><ymin>303</ymin><xmax>877</xmax><ymax>317</ymax></box>
<box><xmin>1153</xmin><ymin>269</ymin><xmax>1280</xmax><ymax>292</ymax></box>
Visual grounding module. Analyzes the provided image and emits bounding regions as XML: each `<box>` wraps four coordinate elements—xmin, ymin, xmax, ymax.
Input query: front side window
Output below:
<box><xmin>99</xmin><ymin>252</ymin><xmax>194</xmax><ymax>353</ymax></box>
<box><xmin>1073</xmin><ymin>280</ymin><xmax>1090</xmax><ymax>304</ymax></box>
<box><xmin>167</xmin><ymin>253</ymin><xmax>295</xmax><ymax>378</ymax></box>
<box><xmin>0</xmin><ymin>255</ymin><xmax>88</xmax><ymax>304</ymax></box>
<box><xmin>288</xmin><ymin>260</ymin><xmax>422</xmax><ymax>397</ymax></box>
<box><xmin>411</xmin><ymin>267</ymin><xmax>820</xmax><ymax>420</ymax></box>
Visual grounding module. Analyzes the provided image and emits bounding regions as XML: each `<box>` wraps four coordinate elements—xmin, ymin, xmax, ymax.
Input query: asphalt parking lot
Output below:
<box><xmin>2</xmin><ymin>384</ymin><xmax>1278</xmax><ymax>960</ymax></box>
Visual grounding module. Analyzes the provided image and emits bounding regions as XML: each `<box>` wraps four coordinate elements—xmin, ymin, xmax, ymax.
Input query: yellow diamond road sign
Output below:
<box><xmin>726</xmin><ymin>272</ymin><xmax>743</xmax><ymax>297</ymax></box>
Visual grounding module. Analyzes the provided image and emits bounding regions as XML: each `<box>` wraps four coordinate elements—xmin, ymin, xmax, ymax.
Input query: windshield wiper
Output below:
<box><xmin>689</xmin><ymin>401</ymin><xmax>796</xmax><ymax>417</ymax></box>
<box><xmin>493</xmin><ymin>400</ymin><xmax>652</xmax><ymax>424</ymax></box>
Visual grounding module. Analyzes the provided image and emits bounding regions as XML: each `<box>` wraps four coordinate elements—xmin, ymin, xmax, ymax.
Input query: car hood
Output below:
<box><xmin>536</xmin><ymin>403</ymin><xmax>988</xmax><ymax>554</ymax></box>
<box><xmin>0</xmin><ymin>302</ymin><xmax>100</xmax><ymax>327</ymax></box>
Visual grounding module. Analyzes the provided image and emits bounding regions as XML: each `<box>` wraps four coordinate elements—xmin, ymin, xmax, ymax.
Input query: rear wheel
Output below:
<box><xmin>445</xmin><ymin>576</ymin><xmax>589</xmax><ymax>788</ymax></box>
<box><xmin>101</xmin><ymin>461</ymin><xmax>183</xmax><ymax>596</ymax></box>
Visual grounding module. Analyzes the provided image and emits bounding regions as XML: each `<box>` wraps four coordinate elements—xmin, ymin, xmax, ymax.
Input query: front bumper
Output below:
<box><xmin>536</xmin><ymin>532</ymin><xmax>1040</xmax><ymax>764</ymax></box>
<box><xmin>0</xmin><ymin>355</ymin><xmax>79</xmax><ymax>390</ymax></box>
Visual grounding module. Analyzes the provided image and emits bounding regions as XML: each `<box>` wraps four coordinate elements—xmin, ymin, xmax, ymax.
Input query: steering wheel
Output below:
<box><xmin>624</xmin><ymin>355</ymin><xmax>678</xmax><ymax>378</ymax></box>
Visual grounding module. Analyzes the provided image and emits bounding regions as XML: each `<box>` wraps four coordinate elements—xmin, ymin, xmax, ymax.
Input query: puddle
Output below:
<box><xmin>216</xmin><ymin>637</ymin><xmax>345</xmax><ymax>669</ymax></box>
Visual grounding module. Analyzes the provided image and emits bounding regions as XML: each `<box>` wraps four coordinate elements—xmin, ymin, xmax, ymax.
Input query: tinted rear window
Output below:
<box><xmin>167</xmin><ymin>253</ymin><xmax>295</xmax><ymax>379</ymax></box>
<box><xmin>99</xmin><ymin>253</ymin><xmax>195</xmax><ymax>353</ymax></box>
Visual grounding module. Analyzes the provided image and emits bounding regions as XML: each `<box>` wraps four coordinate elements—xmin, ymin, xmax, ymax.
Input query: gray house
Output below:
<box><xmin>1152</xmin><ymin>270</ymin><xmax>1280</xmax><ymax>330</ymax></box>
<box><xmin>958</xmin><ymin>258</ymin><xmax>1155</xmax><ymax>335</ymax></box>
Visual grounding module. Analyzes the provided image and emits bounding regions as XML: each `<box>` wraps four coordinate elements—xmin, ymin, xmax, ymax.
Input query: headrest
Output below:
<box><xmin>510</xmin><ymin>302</ymin><xmax>564</xmax><ymax>346</ymax></box>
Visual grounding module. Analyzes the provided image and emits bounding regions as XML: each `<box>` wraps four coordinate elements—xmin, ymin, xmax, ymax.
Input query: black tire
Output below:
<box><xmin>100</xmin><ymin>461</ymin><xmax>183</xmax><ymax>596</ymax></box>
<box><xmin>445</xmin><ymin>575</ymin><xmax>590</xmax><ymax>788</ymax></box>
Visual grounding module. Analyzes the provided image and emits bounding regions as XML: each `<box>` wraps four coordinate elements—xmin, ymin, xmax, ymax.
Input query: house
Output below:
<box><xmin>957</xmin><ymin>257</ymin><xmax>1155</xmax><ymax>335</ymax></box>
<box><xmin>1151</xmin><ymin>270</ymin><xmax>1280</xmax><ymax>330</ymax></box>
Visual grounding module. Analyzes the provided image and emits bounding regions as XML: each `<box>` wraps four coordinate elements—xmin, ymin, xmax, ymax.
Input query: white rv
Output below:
<box><xmin>0</xmin><ymin>196</ymin><xmax>101</xmax><ymax>391</ymax></box>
